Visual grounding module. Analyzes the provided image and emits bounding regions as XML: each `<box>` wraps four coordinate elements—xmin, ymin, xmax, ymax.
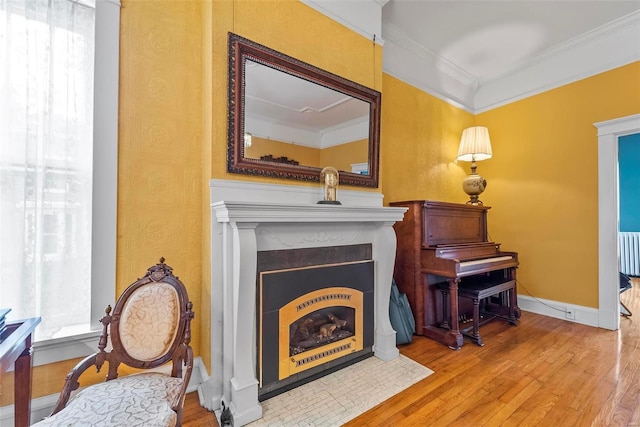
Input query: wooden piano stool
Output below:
<box><xmin>439</xmin><ymin>276</ymin><xmax>518</xmax><ymax>346</ymax></box>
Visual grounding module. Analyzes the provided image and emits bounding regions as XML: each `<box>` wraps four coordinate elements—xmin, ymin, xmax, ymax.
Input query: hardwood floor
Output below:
<box><xmin>182</xmin><ymin>392</ymin><xmax>218</xmax><ymax>426</ymax></box>
<box><xmin>183</xmin><ymin>277</ymin><xmax>640</xmax><ymax>426</ymax></box>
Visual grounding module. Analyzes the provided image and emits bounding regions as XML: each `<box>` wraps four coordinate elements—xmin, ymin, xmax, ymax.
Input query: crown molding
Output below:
<box><xmin>381</xmin><ymin>23</ymin><xmax>477</xmax><ymax>113</ymax></box>
<box><xmin>300</xmin><ymin>0</ymin><xmax>387</xmax><ymax>45</ymax></box>
<box><xmin>302</xmin><ymin>2</ymin><xmax>639</xmax><ymax>113</ymax></box>
<box><xmin>382</xmin><ymin>10</ymin><xmax>640</xmax><ymax>113</ymax></box>
<box><xmin>474</xmin><ymin>10</ymin><xmax>640</xmax><ymax>113</ymax></box>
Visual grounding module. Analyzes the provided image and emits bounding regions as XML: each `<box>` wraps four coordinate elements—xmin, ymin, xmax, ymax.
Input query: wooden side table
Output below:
<box><xmin>0</xmin><ymin>317</ymin><xmax>41</xmax><ymax>427</ymax></box>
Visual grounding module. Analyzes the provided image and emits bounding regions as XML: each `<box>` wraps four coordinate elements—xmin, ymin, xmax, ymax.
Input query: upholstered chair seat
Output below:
<box><xmin>32</xmin><ymin>258</ymin><xmax>195</xmax><ymax>427</ymax></box>
<box><xmin>33</xmin><ymin>373</ymin><xmax>183</xmax><ymax>426</ymax></box>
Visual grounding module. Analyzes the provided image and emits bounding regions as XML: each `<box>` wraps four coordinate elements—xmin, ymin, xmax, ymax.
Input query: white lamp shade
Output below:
<box><xmin>457</xmin><ymin>126</ymin><xmax>492</xmax><ymax>162</ymax></box>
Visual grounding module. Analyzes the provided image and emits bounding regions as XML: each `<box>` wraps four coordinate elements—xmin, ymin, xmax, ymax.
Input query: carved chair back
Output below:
<box><xmin>99</xmin><ymin>258</ymin><xmax>194</xmax><ymax>380</ymax></box>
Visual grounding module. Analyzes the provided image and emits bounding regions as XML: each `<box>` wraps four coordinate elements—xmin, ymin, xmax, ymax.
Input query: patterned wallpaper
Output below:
<box><xmin>117</xmin><ymin>0</ymin><xmax>203</xmax><ymax>358</ymax></box>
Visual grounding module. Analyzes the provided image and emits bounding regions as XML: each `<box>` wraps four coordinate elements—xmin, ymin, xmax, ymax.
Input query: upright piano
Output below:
<box><xmin>390</xmin><ymin>200</ymin><xmax>519</xmax><ymax>349</ymax></box>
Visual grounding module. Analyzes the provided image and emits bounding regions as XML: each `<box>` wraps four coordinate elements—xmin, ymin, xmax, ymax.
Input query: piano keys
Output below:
<box><xmin>390</xmin><ymin>200</ymin><xmax>519</xmax><ymax>349</ymax></box>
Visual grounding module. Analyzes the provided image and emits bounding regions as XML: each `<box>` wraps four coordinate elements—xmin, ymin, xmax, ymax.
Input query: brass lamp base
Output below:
<box><xmin>462</xmin><ymin>173</ymin><xmax>487</xmax><ymax>205</ymax></box>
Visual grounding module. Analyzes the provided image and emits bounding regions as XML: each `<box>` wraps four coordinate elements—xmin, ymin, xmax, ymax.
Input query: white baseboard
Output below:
<box><xmin>518</xmin><ymin>295</ymin><xmax>599</xmax><ymax>327</ymax></box>
<box><xmin>0</xmin><ymin>356</ymin><xmax>208</xmax><ymax>425</ymax></box>
<box><xmin>188</xmin><ymin>356</ymin><xmax>208</xmax><ymax>394</ymax></box>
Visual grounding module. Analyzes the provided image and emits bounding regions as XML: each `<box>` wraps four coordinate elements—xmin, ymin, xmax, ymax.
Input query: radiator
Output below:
<box><xmin>620</xmin><ymin>232</ymin><xmax>640</xmax><ymax>276</ymax></box>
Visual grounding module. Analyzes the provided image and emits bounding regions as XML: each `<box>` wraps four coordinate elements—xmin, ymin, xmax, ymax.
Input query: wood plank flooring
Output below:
<box><xmin>184</xmin><ymin>278</ymin><xmax>640</xmax><ymax>426</ymax></box>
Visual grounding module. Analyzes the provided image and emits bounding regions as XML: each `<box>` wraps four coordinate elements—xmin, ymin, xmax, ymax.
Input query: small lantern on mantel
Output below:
<box><xmin>318</xmin><ymin>166</ymin><xmax>341</xmax><ymax>205</ymax></box>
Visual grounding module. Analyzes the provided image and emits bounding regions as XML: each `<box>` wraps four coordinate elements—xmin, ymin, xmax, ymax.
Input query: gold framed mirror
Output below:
<box><xmin>227</xmin><ymin>33</ymin><xmax>381</xmax><ymax>188</ymax></box>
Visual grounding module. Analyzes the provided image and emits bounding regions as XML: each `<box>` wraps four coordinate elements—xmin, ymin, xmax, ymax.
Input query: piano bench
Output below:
<box><xmin>439</xmin><ymin>279</ymin><xmax>518</xmax><ymax>347</ymax></box>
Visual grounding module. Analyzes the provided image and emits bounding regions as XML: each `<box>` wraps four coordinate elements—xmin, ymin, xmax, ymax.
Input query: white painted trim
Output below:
<box><xmin>299</xmin><ymin>0</ymin><xmax>387</xmax><ymax>45</ymax></box>
<box><xmin>90</xmin><ymin>0</ymin><xmax>120</xmax><ymax>330</ymax></box>
<box><xmin>246</xmin><ymin>114</ymin><xmax>368</xmax><ymax>149</ymax></box>
<box><xmin>518</xmin><ymin>295</ymin><xmax>599</xmax><ymax>327</ymax></box>
<box><xmin>0</xmin><ymin>357</ymin><xmax>207</xmax><ymax>426</ymax></box>
<box><xmin>382</xmin><ymin>9</ymin><xmax>640</xmax><ymax>113</ymax></box>
<box><xmin>381</xmin><ymin>23</ymin><xmax>476</xmax><ymax>113</ymax></box>
<box><xmin>32</xmin><ymin>330</ymin><xmax>101</xmax><ymax>366</ymax></box>
<box><xmin>474</xmin><ymin>11</ymin><xmax>640</xmax><ymax>113</ymax></box>
<box><xmin>209</xmin><ymin>178</ymin><xmax>384</xmax><ymax>207</ymax></box>
<box><xmin>595</xmin><ymin>114</ymin><xmax>640</xmax><ymax>331</ymax></box>
<box><xmin>320</xmin><ymin>115</ymin><xmax>369</xmax><ymax>149</ymax></box>
<box><xmin>211</xmin><ymin>201</ymin><xmax>405</xmax><ymax>223</ymax></box>
<box><xmin>187</xmin><ymin>357</ymin><xmax>208</xmax><ymax>394</ymax></box>
<box><xmin>351</xmin><ymin>162</ymin><xmax>369</xmax><ymax>174</ymax></box>
<box><xmin>2</xmin><ymin>330</ymin><xmax>101</xmax><ymax>373</ymax></box>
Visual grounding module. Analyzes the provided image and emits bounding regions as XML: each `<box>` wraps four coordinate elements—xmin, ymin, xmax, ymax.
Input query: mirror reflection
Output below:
<box><xmin>227</xmin><ymin>33</ymin><xmax>381</xmax><ymax>187</ymax></box>
<box><xmin>244</xmin><ymin>60</ymin><xmax>370</xmax><ymax>175</ymax></box>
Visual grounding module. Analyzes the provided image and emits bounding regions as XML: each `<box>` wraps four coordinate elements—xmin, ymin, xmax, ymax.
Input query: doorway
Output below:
<box><xmin>595</xmin><ymin>114</ymin><xmax>640</xmax><ymax>330</ymax></box>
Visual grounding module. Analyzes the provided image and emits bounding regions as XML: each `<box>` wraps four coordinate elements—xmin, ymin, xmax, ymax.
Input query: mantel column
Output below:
<box><xmin>372</xmin><ymin>222</ymin><xmax>400</xmax><ymax>360</ymax></box>
<box><xmin>229</xmin><ymin>221</ymin><xmax>262</xmax><ymax>426</ymax></box>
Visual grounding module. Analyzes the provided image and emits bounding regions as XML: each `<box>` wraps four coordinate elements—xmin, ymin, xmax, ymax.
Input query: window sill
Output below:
<box><xmin>32</xmin><ymin>330</ymin><xmax>102</xmax><ymax>367</ymax></box>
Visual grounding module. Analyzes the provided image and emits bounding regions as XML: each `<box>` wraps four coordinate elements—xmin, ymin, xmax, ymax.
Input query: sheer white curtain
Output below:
<box><xmin>0</xmin><ymin>0</ymin><xmax>95</xmax><ymax>340</ymax></box>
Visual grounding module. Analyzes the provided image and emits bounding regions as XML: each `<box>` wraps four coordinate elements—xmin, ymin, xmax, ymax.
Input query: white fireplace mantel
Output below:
<box><xmin>200</xmin><ymin>180</ymin><xmax>407</xmax><ymax>426</ymax></box>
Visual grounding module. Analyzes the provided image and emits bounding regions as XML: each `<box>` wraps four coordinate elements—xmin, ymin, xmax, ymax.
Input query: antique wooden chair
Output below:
<box><xmin>33</xmin><ymin>258</ymin><xmax>195</xmax><ymax>427</ymax></box>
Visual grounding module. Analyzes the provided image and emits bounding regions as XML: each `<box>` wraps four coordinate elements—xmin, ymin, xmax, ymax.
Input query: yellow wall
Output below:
<box><xmin>245</xmin><ymin>136</ymin><xmax>321</xmax><ymax>167</ymax></box>
<box><xmin>321</xmin><ymin>139</ymin><xmax>369</xmax><ymax>172</ymax></box>
<box><xmin>2</xmin><ymin>0</ymin><xmax>206</xmax><ymax>405</ymax></box>
<box><xmin>116</xmin><ymin>0</ymin><xmax>204</xmax><ymax>346</ymax></box>
<box><xmin>380</xmin><ymin>74</ymin><xmax>475</xmax><ymax>203</ymax></box>
<box><xmin>244</xmin><ymin>136</ymin><xmax>369</xmax><ymax>172</ymax></box>
<box><xmin>476</xmin><ymin>62</ymin><xmax>640</xmax><ymax>307</ymax></box>
<box><xmin>244</xmin><ymin>137</ymin><xmax>369</xmax><ymax>172</ymax></box>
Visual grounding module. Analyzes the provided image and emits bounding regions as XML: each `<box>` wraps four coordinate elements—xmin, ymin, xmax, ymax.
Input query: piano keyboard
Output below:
<box><xmin>459</xmin><ymin>255</ymin><xmax>514</xmax><ymax>268</ymax></box>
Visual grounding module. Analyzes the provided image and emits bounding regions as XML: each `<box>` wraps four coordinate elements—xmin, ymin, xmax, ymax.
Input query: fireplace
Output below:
<box><xmin>203</xmin><ymin>179</ymin><xmax>407</xmax><ymax>426</ymax></box>
<box><xmin>258</xmin><ymin>248</ymin><xmax>375</xmax><ymax>399</ymax></box>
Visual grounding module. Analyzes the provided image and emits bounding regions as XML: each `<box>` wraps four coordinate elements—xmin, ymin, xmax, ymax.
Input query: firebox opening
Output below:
<box><xmin>258</xmin><ymin>256</ymin><xmax>374</xmax><ymax>400</ymax></box>
<box><xmin>278</xmin><ymin>287</ymin><xmax>364</xmax><ymax>380</ymax></box>
<box><xmin>290</xmin><ymin>306</ymin><xmax>354</xmax><ymax>356</ymax></box>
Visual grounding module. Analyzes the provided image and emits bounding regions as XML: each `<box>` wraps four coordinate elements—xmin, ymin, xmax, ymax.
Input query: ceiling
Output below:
<box><xmin>245</xmin><ymin>59</ymin><xmax>370</xmax><ymax>148</ymax></box>
<box><xmin>380</xmin><ymin>0</ymin><xmax>640</xmax><ymax>112</ymax></box>
<box><xmin>254</xmin><ymin>0</ymin><xmax>640</xmax><ymax>142</ymax></box>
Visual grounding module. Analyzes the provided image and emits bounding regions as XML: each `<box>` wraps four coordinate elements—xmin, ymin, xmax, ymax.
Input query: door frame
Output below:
<box><xmin>595</xmin><ymin>113</ymin><xmax>640</xmax><ymax>330</ymax></box>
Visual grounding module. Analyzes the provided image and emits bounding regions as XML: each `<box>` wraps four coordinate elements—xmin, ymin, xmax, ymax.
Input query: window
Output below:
<box><xmin>0</xmin><ymin>0</ymin><xmax>119</xmax><ymax>359</ymax></box>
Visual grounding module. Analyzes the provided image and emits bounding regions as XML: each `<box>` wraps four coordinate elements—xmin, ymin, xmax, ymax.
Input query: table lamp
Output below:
<box><xmin>457</xmin><ymin>126</ymin><xmax>492</xmax><ymax>205</ymax></box>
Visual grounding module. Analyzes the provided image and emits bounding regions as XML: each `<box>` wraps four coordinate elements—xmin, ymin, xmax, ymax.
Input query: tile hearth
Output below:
<box><xmin>244</xmin><ymin>355</ymin><xmax>433</xmax><ymax>427</ymax></box>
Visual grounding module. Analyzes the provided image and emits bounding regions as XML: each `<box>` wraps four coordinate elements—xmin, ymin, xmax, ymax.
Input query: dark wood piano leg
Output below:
<box><xmin>507</xmin><ymin>289</ymin><xmax>518</xmax><ymax>325</ymax></box>
<box><xmin>422</xmin><ymin>279</ymin><xmax>463</xmax><ymax>350</ymax></box>
<box><xmin>509</xmin><ymin>267</ymin><xmax>521</xmax><ymax>319</ymax></box>
<box><xmin>470</xmin><ymin>297</ymin><xmax>484</xmax><ymax>346</ymax></box>
<box><xmin>445</xmin><ymin>279</ymin><xmax>463</xmax><ymax>350</ymax></box>
<box><xmin>441</xmin><ymin>288</ymin><xmax>450</xmax><ymax>329</ymax></box>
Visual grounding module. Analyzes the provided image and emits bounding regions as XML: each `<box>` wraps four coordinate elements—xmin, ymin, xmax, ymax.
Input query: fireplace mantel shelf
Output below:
<box><xmin>212</xmin><ymin>201</ymin><xmax>406</xmax><ymax>223</ymax></box>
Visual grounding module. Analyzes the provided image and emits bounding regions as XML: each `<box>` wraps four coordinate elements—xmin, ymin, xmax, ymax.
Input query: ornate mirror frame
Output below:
<box><xmin>227</xmin><ymin>33</ymin><xmax>381</xmax><ymax>188</ymax></box>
